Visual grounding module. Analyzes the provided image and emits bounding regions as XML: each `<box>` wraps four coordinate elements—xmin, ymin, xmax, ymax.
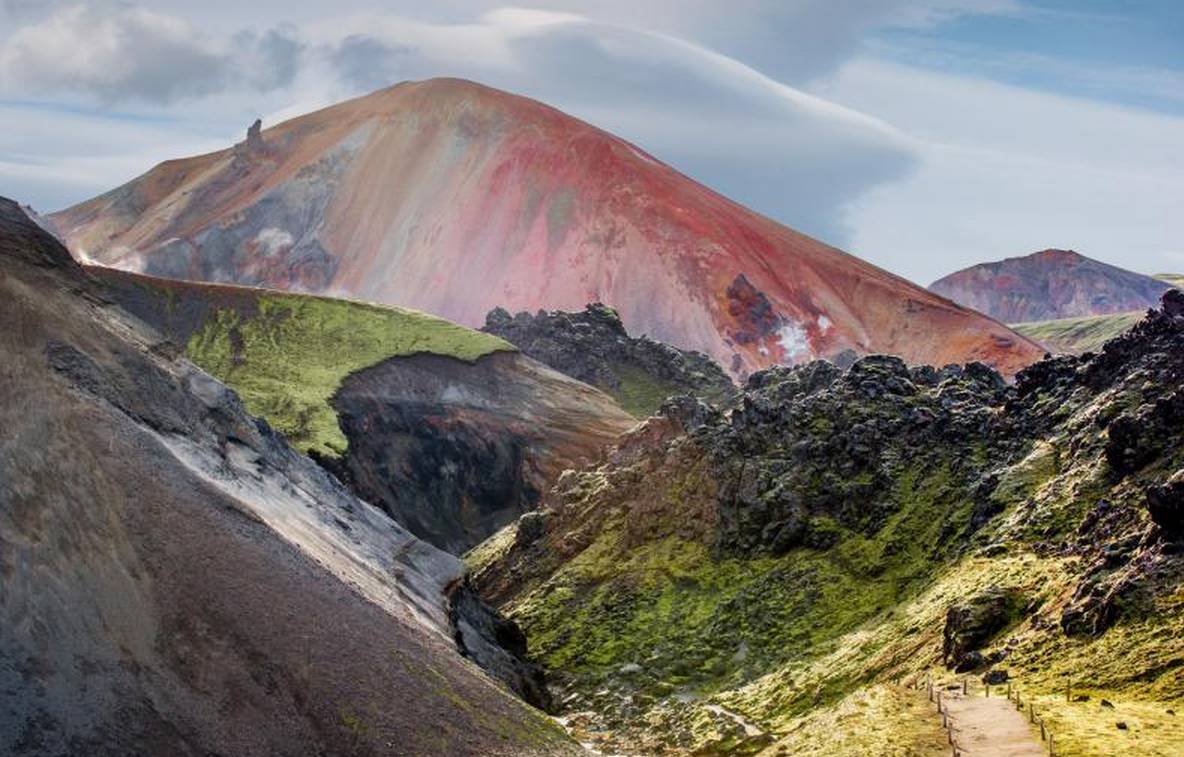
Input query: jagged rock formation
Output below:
<box><xmin>483</xmin><ymin>303</ymin><xmax>737</xmax><ymax>417</ymax></box>
<box><xmin>89</xmin><ymin>267</ymin><xmax>635</xmax><ymax>554</ymax></box>
<box><xmin>49</xmin><ymin>78</ymin><xmax>1044</xmax><ymax>379</ymax></box>
<box><xmin>0</xmin><ymin>198</ymin><xmax>578</xmax><ymax>755</ymax></box>
<box><xmin>470</xmin><ymin>292</ymin><xmax>1184</xmax><ymax>755</ymax></box>
<box><xmin>931</xmin><ymin>249</ymin><xmax>1173</xmax><ymax>322</ymax></box>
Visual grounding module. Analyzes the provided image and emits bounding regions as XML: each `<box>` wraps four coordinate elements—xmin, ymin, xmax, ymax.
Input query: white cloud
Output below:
<box><xmin>817</xmin><ymin>59</ymin><xmax>1184</xmax><ymax>281</ymax></box>
<box><xmin>0</xmin><ymin>2</ymin><xmax>301</xmax><ymax>103</ymax></box>
<box><xmin>289</xmin><ymin>10</ymin><xmax>920</xmax><ymax>242</ymax></box>
<box><xmin>0</xmin><ymin>4</ymin><xmax>919</xmax><ymax>244</ymax></box>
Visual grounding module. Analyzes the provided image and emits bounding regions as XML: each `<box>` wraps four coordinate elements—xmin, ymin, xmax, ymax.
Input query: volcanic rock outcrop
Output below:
<box><xmin>930</xmin><ymin>248</ymin><xmax>1174</xmax><ymax>323</ymax></box>
<box><xmin>483</xmin><ymin>303</ymin><xmax>737</xmax><ymax>417</ymax></box>
<box><xmin>470</xmin><ymin>292</ymin><xmax>1184</xmax><ymax>754</ymax></box>
<box><xmin>49</xmin><ymin>78</ymin><xmax>1043</xmax><ymax>379</ymax></box>
<box><xmin>90</xmin><ymin>267</ymin><xmax>636</xmax><ymax>554</ymax></box>
<box><xmin>0</xmin><ymin>198</ymin><xmax>577</xmax><ymax>754</ymax></box>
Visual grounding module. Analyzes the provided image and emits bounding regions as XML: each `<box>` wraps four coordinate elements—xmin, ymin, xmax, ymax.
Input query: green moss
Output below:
<box><xmin>1012</xmin><ymin>312</ymin><xmax>1144</xmax><ymax>355</ymax></box>
<box><xmin>185</xmin><ymin>293</ymin><xmax>512</xmax><ymax>457</ymax></box>
<box><xmin>610</xmin><ymin>362</ymin><xmax>685</xmax><ymax>418</ymax></box>
<box><xmin>509</xmin><ymin>459</ymin><xmax>967</xmax><ymax>711</ymax></box>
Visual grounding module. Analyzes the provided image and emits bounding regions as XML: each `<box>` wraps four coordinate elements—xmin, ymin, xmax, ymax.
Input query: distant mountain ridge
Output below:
<box><xmin>49</xmin><ymin>77</ymin><xmax>1044</xmax><ymax>379</ymax></box>
<box><xmin>930</xmin><ymin>248</ymin><xmax>1173</xmax><ymax>323</ymax></box>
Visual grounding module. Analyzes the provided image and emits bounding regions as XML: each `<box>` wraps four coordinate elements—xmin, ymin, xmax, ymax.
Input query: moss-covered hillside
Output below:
<box><xmin>1013</xmin><ymin>311</ymin><xmax>1144</xmax><ymax>356</ymax></box>
<box><xmin>92</xmin><ymin>269</ymin><xmax>513</xmax><ymax>456</ymax></box>
<box><xmin>471</xmin><ymin>297</ymin><xmax>1184</xmax><ymax>755</ymax></box>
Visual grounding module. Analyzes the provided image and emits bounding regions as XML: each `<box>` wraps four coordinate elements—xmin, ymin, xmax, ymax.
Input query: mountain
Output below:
<box><xmin>469</xmin><ymin>291</ymin><xmax>1184</xmax><ymax>755</ymax></box>
<box><xmin>930</xmin><ymin>248</ymin><xmax>1174</xmax><ymax>323</ymax></box>
<box><xmin>482</xmin><ymin>303</ymin><xmax>738</xmax><ymax>417</ymax></box>
<box><xmin>90</xmin><ymin>267</ymin><xmax>636</xmax><ymax>554</ymax></box>
<box><xmin>0</xmin><ymin>198</ymin><xmax>577</xmax><ymax>755</ymax></box>
<box><xmin>48</xmin><ymin>78</ymin><xmax>1043</xmax><ymax>379</ymax></box>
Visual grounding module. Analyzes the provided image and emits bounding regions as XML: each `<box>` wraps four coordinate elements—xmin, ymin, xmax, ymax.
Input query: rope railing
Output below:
<box><xmin>921</xmin><ymin>673</ymin><xmax>1058</xmax><ymax>756</ymax></box>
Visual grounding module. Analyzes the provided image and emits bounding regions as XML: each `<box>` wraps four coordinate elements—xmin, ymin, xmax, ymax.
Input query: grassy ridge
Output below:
<box><xmin>1012</xmin><ymin>311</ymin><xmax>1144</xmax><ymax>355</ymax></box>
<box><xmin>186</xmin><ymin>293</ymin><xmax>512</xmax><ymax>457</ymax></box>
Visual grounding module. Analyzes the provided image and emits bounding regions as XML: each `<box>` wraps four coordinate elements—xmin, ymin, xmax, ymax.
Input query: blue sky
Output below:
<box><xmin>875</xmin><ymin>0</ymin><xmax>1184</xmax><ymax>114</ymax></box>
<box><xmin>1</xmin><ymin>1</ymin><xmax>1181</xmax><ymax>283</ymax></box>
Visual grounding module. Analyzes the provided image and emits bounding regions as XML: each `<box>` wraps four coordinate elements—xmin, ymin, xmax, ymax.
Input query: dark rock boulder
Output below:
<box><xmin>1162</xmin><ymin>288</ymin><xmax>1184</xmax><ymax>318</ymax></box>
<box><xmin>449</xmin><ymin>581</ymin><xmax>553</xmax><ymax>712</ymax></box>
<box><xmin>943</xmin><ymin>586</ymin><xmax>1023</xmax><ymax>668</ymax></box>
<box><xmin>1105</xmin><ymin>391</ymin><xmax>1184</xmax><ymax>476</ymax></box>
<box><xmin>982</xmin><ymin>669</ymin><xmax>1009</xmax><ymax>685</ymax></box>
<box><xmin>1146</xmin><ymin>470</ymin><xmax>1184</xmax><ymax>537</ymax></box>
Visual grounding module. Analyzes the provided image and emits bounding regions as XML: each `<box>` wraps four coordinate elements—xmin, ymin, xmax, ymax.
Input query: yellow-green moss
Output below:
<box><xmin>757</xmin><ymin>684</ymin><xmax>948</xmax><ymax>756</ymax></box>
<box><xmin>507</xmin><ymin>459</ymin><xmax>967</xmax><ymax>703</ymax></box>
<box><xmin>1012</xmin><ymin>312</ymin><xmax>1144</xmax><ymax>355</ymax></box>
<box><xmin>610</xmin><ymin>362</ymin><xmax>685</xmax><ymax>418</ymax></box>
<box><xmin>186</xmin><ymin>293</ymin><xmax>512</xmax><ymax>457</ymax></box>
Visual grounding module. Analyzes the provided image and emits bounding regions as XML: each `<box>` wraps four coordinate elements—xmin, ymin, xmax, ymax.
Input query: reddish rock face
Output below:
<box><xmin>930</xmin><ymin>249</ymin><xmax>1174</xmax><ymax>324</ymax></box>
<box><xmin>50</xmin><ymin>77</ymin><xmax>1044</xmax><ymax>378</ymax></box>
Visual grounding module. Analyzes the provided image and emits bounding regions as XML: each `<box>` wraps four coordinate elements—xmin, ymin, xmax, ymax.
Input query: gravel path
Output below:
<box><xmin>941</xmin><ymin>690</ymin><xmax>1046</xmax><ymax>756</ymax></box>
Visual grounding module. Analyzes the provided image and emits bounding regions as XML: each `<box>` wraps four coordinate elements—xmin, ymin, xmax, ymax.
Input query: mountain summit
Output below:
<box><xmin>930</xmin><ymin>248</ymin><xmax>1173</xmax><ymax>323</ymax></box>
<box><xmin>50</xmin><ymin>78</ymin><xmax>1043</xmax><ymax>377</ymax></box>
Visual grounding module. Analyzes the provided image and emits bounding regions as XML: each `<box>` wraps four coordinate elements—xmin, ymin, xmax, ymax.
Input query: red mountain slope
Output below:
<box><xmin>930</xmin><ymin>249</ymin><xmax>1174</xmax><ymax>323</ymax></box>
<box><xmin>50</xmin><ymin>78</ymin><xmax>1044</xmax><ymax>378</ymax></box>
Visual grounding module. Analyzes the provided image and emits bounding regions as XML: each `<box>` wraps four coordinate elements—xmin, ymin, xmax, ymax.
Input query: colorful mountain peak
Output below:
<box><xmin>50</xmin><ymin>77</ymin><xmax>1044</xmax><ymax>379</ymax></box>
<box><xmin>931</xmin><ymin>248</ymin><xmax>1173</xmax><ymax>323</ymax></box>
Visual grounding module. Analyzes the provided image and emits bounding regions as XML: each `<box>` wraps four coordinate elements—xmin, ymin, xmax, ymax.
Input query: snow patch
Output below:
<box><xmin>818</xmin><ymin>314</ymin><xmax>832</xmax><ymax>332</ymax></box>
<box><xmin>777</xmin><ymin>320</ymin><xmax>811</xmax><ymax>359</ymax></box>
<box><xmin>255</xmin><ymin>227</ymin><xmax>294</xmax><ymax>256</ymax></box>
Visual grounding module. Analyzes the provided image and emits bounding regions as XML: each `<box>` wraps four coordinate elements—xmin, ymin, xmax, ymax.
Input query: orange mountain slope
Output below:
<box><xmin>50</xmin><ymin>78</ymin><xmax>1045</xmax><ymax>378</ymax></box>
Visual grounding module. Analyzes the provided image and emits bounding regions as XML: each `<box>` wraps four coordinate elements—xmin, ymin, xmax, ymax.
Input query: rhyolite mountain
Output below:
<box><xmin>89</xmin><ymin>266</ymin><xmax>636</xmax><ymax>554</ymax></box>
<box><xmin>930</xmin><ymin>248</ymin><xmax>1174</xmax><ymax>323</ymax></box>
<box><xmin>48</xmin><ymin>78</ymin><xmax>1043</xmax><ymax>380</ymax></box>
<box><xmin>0</xmin><ymin>198</ymin><xmax>578</xmax><ymax>755</ymax></box>
<box><xmin>468</xmin><ymin>291</ymin><xmax>1184</xmax><ymax>754</ymax></box>
<box><xmin>483</xmin><ymin>303</ymin><xmax>738</xmax><ymax>417</ymax></box>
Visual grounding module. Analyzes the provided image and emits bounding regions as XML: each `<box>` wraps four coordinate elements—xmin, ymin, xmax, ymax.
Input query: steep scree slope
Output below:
<box><xmin>0</xmin><ymin>198</ymin><xmax>577</xmax><ymax>754</ymax></box>
<box><xmin>470</xmin><ymin>292</ymin><xmax>1184</xmax><ymax>755</ymax></box>
<box><xmin>49</xmin><ymin>78</ymin><xmax>1043</xmax><ymax>379</ymax></box>
<box><xmin>483</xmin><ymin>303</ymin><xmax>738</xmax><ymax>417</ymax></box>
<box><xmin>90</xmin><ymin>267</ymin><xmax>635</xmax><ymax>553</ymax></box>
<box><xmin>930</xmin><ymin>249</ymin><xmax>1173</xmax><ymax>322</ymax></box>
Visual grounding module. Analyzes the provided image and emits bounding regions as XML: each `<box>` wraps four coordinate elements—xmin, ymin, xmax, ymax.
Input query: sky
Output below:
<box><xmin>0</xmin><ymin>1</ymin><xmax>1181</xmax><ymax>284</ymax></box>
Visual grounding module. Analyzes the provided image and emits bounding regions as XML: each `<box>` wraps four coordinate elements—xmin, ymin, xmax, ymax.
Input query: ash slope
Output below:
<box><xmin>471</xmin><ymin>293</ymin><xmax>1184</xmax><ymax>755</ymax></box>
<box><xmin>483</xmin><ymin>303</ymin><xmax>737</xmax><ymax>418</ymax></box>
<box><xmin>0</xmin><ymin>199</ymin><xmax>576</xmax><ymax>756</ymax></box>
<box><xmin>50</xmin><ymin>78</ymin><xmax>1043</xmax><ymax>380</ymax></box>
<box><xmin>930</xmin><ymin>248</ymin><xmax>1173</xmax><ymax>323</ymax></box>
<box><xmin>91</xmin><ymin>267</ymin><xmax>636</xmax><ymax>554</ymax></box>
